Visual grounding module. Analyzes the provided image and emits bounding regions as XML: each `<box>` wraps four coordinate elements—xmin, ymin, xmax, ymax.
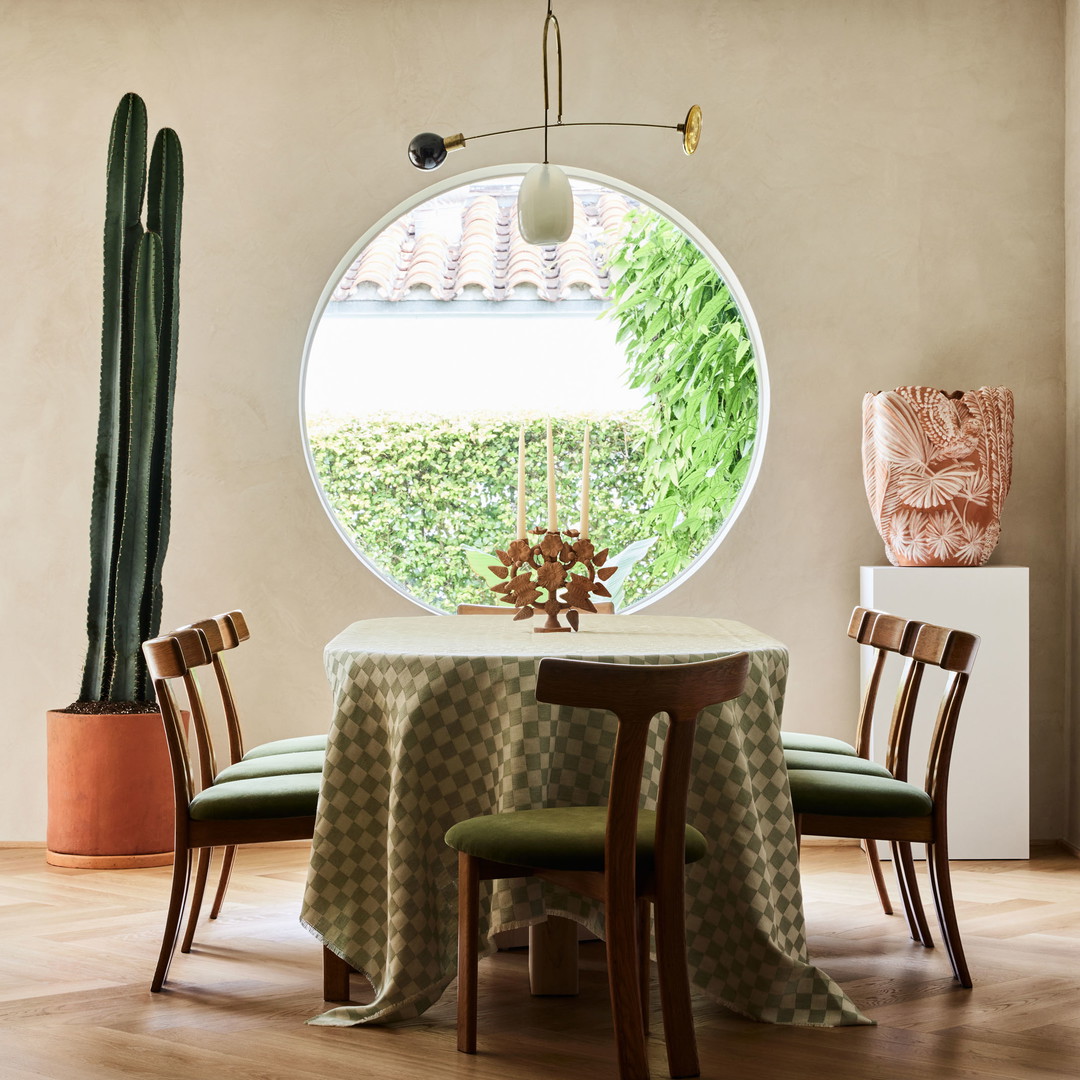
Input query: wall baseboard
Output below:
<box><xmin>1054</xmin><ymin>837</ymin><xmax>1080</xmax><ymax>859</ymax></box>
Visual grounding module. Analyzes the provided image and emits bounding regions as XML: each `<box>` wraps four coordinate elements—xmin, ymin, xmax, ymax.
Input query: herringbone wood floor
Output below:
<box><xmin>1</xmin><ymin>842</ymin><xmax>1077</xmax><ymax>1079</ymax></box>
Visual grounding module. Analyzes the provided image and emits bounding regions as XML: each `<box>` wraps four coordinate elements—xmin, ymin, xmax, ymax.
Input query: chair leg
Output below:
<box><xmin>653</xmin><ymin>884</ymin><xmax>699</xmax><ymax>1079</ymax></box>
<box><xmin>457</xmin><ymin>852</ymin><xmax>479</xmax><ymax>1054</ymax></box>
<box><xmin>890</xmin><ymin>841</ymin><xmax>919</xmax><ymax>939</ymax></box>
<box><xmin>209</xmin><ymin>844</ymin><xmax>237</xmax><ymax>920</ymax></box>
<box><xmin>861</xmin><ymin>839</ymin><xmax>893</xmax><ymax>916</ymax></box>
<box><xmin>606</xmin><ymin>889</ymin><xmax>651</xmax><ymax>1080</ymax></box>
<box><xmin>151</xmin><ymin>843</ymin><xmax>193</xmax><ymax>992</ymax></box>
<box><xmin>927</xmin><ymin>840</ymin><xmax>972</xmax><ymax>988</ymax></box>
<box><xmin>180</xmin><ymin>846</ymin><xmax>212</xmax><ymax>953</ymax></box>
<box><xmin>893</xmin><ymin>841</ymin><xmax>934</xmax><ymax>947</ymax></box>
<box><xmin>636</xmin><ymin>897</ymin><xmax>651</xmax><ymax>1035</ymax></box>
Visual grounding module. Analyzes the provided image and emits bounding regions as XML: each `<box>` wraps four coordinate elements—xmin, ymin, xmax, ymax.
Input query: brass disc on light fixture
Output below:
<box><xmin>681</xmin><ymin>104</ymin><xmax>702</xmax><ymax>156</ymax></box>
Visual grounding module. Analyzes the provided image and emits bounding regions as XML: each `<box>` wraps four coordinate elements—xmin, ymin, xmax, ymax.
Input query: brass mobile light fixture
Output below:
<box><xmin>407</xmin><ymin>1</ymin><xmax>702</xmax><ymax>246</ymax></box>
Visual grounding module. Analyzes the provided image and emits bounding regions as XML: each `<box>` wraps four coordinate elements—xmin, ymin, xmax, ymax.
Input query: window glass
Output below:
<box><xmin>302</xmin><ymin>174</ymin><xmax>765</xmax><ymax>612</ymax></box>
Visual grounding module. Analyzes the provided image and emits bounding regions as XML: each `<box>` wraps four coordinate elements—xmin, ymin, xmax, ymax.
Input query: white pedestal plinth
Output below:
<box><xmin>860</xmin><ymin>566</ymin><xmax>1029</xmax><ymax>860</ymax></box>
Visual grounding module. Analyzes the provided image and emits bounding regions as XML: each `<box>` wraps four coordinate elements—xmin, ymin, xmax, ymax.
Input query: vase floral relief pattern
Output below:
<box><xmin>862</xmin><ymin>386</ymin><xmax>1013</xmax><ymax>567</ymax></box>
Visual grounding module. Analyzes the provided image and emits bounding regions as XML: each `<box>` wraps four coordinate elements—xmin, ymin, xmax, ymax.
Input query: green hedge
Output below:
<box><xmin>308</xmin><ymin>414</ymin><xmax>687</xmax><ymax>611</ymax></box>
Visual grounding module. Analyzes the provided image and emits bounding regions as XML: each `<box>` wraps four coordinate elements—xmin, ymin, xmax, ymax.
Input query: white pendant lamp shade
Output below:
<box><xmin>517</xmin><ymin>163</ymin><xmax>574</xmax><ymax>245</ymax></box>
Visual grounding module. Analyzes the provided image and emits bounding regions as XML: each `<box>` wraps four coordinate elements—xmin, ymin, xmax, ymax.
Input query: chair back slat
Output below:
<box><xmin>181</xmin><ymin>618</ymin><xmax>236</xmax><ymax>778</ymax></box>
<box><xmin>175</xmin><ymin>628</ymin><xmax>220</xmax><ymax>789</ymax></box>
<box><xmin>884</xmin><ymin>653</ymin><xmax>924</xmax><ymax>781</ymax></box>
<box><xmin>207</xmin><ymin>612</ymin><xmax>247</xmax><ymax>763</ymax></box>
<box><xmin>882</xmin><ymin>617</ymin><xmax>929</xmax><ymax>781</ymax></box>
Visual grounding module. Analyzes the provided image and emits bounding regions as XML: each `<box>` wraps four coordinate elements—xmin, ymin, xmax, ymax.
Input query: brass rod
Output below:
<box><xmin>461</xmin><ymin>121</ymin><xmax>681</xmax><ymax>143</ymax></box>
<box><xmin>541</xmin><ymin>9</ymin><xmax>563</xmax><ymax>163</ymax></box>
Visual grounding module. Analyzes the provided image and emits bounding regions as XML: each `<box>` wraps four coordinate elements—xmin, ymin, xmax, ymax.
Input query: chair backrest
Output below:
<box><xmin>903</xmin><ymin>623</ymin><xmax>979</xmax><ymax>806</ymax></box>
<box><xmin>535</xmin><ymin>653</ymin><xmax>749</xmax><ymax>891</ymax></box>
<box><xmin>143</xmin><ymin>627</ymin><xmax>216</xmax><ymax>814</ymax></box>
<box><xmin>848</xmin><ymin>607</ymin><xmax>923</xmax><ymax>762</ymax></box>
<box><xmin>179</xmin><ymin>610</ymin><xmax>250</xmax><ymax>765</ymax></box>
<box><xmin>456</xmin><ymin>602</ymin><xmax>616</xmax><ymax>615</ymax></box>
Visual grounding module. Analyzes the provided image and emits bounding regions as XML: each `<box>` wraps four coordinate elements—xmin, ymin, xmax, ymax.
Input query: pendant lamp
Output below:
<box><xmin>407</xmin><ymin>1</ymin><xmax>702</xmax><ymax>246</ymax></box>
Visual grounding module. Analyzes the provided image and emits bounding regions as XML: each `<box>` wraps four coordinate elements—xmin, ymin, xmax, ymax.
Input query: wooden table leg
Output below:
<box><xmin>323</xmin><ymin>945</ymin><xmax>353</xmax><ymax>1001</ymax></box>
<box><xmin>528</xmin><ymin>915</ymin><xmax>579</xmax><ymax>995</ymax></box>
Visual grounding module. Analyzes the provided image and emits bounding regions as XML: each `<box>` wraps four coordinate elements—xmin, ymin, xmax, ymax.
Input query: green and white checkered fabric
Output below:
<box><xmin>301</xmin><ymin>615</ymin><xmax>870</xmax><ymax>1028</ymax></box>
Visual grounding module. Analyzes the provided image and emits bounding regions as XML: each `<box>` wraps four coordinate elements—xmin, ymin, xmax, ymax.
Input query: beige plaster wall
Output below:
<box><xmin>0</xmin><ymin>0</ymin><xmax>1067</xmax><ymax>842</ymax></box>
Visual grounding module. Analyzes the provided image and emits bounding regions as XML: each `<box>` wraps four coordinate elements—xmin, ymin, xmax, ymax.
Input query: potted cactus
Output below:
<box><xmin>46</xmin><ymin>94</ymin><xmax>183</xmax><ymax>867</ymax></box>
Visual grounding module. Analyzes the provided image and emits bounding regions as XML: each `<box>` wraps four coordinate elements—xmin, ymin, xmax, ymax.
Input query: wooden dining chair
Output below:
<box><xmin>782</xmin><ymin>607</ymin><xmax>927</xmax><ymax>921</ymax></box>
<box><xmin>162</xmin><ymin>614</ymin><xmax>324</xmax><ymax>952</ymax></box>
<box><xmin>789</xmin><ymin>622</ymin><xmax>980</xmax><ymax>986</ymax></box>
<box><xmin>445</xmin><ymin>652</ymin><xmax>750</xmax><ymax>1080</ymax></box>
<box><xmin>142</xmin><ymin>627</ymin><xmax>320</xmax><ymax>992</ymax></box>
<box><xmin>456</xmin><ymin>602</ymin><xmax>616</xmax><ymax>615</ymax></box>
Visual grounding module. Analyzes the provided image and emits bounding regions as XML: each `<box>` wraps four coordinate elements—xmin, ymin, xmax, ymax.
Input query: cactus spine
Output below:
<box><xmin>80</xmin><ymin>94</ymin><xmax>182</xmax><ymax>704</ymax></box>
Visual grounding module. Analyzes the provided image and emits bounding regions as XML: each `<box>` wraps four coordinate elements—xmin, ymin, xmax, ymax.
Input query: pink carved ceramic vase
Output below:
<box><xmin>862</xmin><ymin>386</ymin><xmax>1013</xmax><ymax>567</ymax></box>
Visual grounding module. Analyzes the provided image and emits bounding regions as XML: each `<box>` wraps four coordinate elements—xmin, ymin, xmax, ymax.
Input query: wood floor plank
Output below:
<box><xmin>0</xmin><ymin>843</ymin><xmax>1077</xmax><ymax>1079</ymax></box>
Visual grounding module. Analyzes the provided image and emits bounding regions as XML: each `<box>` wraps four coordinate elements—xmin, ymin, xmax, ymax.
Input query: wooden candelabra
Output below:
<box><xmin>488</xmin><ymin>529</ymin><xmax>617</xmax><ymax>632</ymax></box>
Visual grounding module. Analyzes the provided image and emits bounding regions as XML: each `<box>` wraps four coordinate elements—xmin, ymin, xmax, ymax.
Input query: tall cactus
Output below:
<box><xmin>80</xmin><ymin>94</ymin><xmax>182</xmax><ymax>704</ymax></box>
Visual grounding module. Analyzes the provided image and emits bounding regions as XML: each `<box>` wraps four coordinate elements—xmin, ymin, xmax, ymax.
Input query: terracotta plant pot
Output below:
<box><xmin>46</xmin><ymin>709</ymin><xmax>177</xmax><ymax>868</ymax></box>
<box><xmin>862</xmin><ymin>385</ymin><xmax>1014</xmax><ymax>567</ymax></box>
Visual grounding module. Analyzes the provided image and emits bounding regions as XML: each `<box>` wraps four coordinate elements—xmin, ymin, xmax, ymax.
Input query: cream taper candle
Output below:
<box><xmin>580</xmin><ymin>425</ymin><xmax>590</xmax><ymax>539</ymax></box>
<box><xmin>517</xmin><ymin>424</ymin><xmax>526</xmax><ymax>538</ymax></box>
<box><xmin>546</xmin><ymin>419</ymin><xmax>557</xmax><ymax>531</ymax></box>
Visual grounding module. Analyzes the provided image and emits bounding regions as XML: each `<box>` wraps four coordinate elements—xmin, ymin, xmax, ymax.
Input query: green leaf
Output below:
<box><xmin>602</xmin><ymin>536</ymin><xmax>658</xmax><ymax>610</ymax></box>
<box><xmin>462</xmin><ymin>545</ymin><xmax>506</xmax><ymax>588</ymax></box>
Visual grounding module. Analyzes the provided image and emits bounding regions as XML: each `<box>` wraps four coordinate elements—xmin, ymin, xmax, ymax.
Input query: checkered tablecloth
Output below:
<box><xmin>301</xmin><ymin>614</ymin><xmax>869</xmax><ymax>1028</ymax></box>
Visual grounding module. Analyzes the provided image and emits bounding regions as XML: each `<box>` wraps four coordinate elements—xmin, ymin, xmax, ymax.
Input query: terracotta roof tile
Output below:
<box><xmin>330</xmin><ymin>184</ymin><xmax>636</xmax><ymax>304</ymax></box>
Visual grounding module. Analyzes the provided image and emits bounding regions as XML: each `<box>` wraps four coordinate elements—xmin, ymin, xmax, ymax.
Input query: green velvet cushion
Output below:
<box><xmin>215</xmin><ymin>750</ymin><xmax>325</xmax><ymax>784</ymax></box>
<box><xmin>242</xmin><ymin>733</ymin><xmax>328</xmax><ymax>760</ymax></box>
<box><xmin>788</xmin><ymin>768</ymin><xmax>933</xmax><ymax>818</ymax></box>
<box><xmin>780</xmin><ymin>731</ymin><xmax>857</xmax><ymax>756</ymax></box>
<box><xmin>189</xmin><ymin>772</ymin><xmax>321</xmax><ymax>821</ymax></box>
<box><xmin>784</xmin><ymin>749</ymin><xmax>892</xmax><ymax>777</ymax></box>
<box><xmin>445</xmin><ymin>805</ymin><xmax>707</xmax><ymax>874</ymax></box>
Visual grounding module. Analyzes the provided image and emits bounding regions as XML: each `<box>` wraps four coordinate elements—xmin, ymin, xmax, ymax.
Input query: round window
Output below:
<box><xmin>301</xmin><ymin>170</ymin><xmax>768</xmax><ymax>612</ymax></box>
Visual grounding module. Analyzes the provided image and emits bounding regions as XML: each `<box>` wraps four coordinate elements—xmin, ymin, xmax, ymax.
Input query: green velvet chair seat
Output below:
<box><xmin>445</xmin><ymin>805</ymin><xmax>707</xmax><ymax>874</ymax></box>
<box><xmin>242</xmin><ymin>733</ymin><xmax>328</xmax><ymax>760</ymax></box>
<box><xmin>189</xmin><ymin>772</ymin><xmax>321</xmax><ymax>821</ymax></box>
<box><xmin>780</xmin><ymin>731</ymin><xmax>857</xmax><ymax>756</ymax></box>
<box><xmin>214</xmin><ymin>749</ymin><xmax>325</xmax><ymax>783</ymax></box>
<box><xmin>788</xmin><ymin>769</ymin><xmax>933</xmax><ymax>818</ymax></box>
<box><xmin>784</xmin><ymin>749</ymin><xmax>892</xmax><ymax>777</ymax></box>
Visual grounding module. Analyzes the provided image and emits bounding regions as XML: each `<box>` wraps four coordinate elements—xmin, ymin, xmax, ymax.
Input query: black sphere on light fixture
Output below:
<box><xmin>408</xmin><ymin>132</ymin><xmax>448</xmax><ymax>170</ymax></box>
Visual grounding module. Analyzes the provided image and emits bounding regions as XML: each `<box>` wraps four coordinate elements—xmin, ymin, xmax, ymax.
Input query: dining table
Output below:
<box><xmin>301</xmin><ymin>613</ymin><xmax>870</xmax><ymax>1028</ymax></box>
